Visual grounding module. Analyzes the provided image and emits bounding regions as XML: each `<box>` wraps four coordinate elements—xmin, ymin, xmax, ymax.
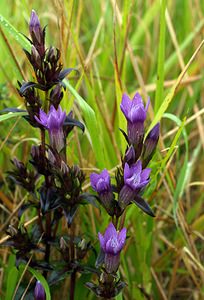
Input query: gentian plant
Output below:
<box><xmin>0</xmin><ymin>10</ymin><xmax>160</xmax><ymax>300</ymax></box>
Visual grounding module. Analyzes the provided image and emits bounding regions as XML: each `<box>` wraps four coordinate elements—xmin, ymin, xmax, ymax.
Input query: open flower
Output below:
<box><xmin>120</xmin><ymin>92</ymin><xmax>149</xmax><ymax>151</ymax></box>
<box><xmin>35</xmin><ymin>105</ymin><xmax>66</xmax><ymax>152</ymax></box>
<box><xmin>34</xmin><ymin>280</ymin><xmax>45</xmax><ymax>300</ymax></box>
<box><xmin>119</xmin><ymin>161</ymin><xmax>151</xmax><ymax>209</ymax></box>
<box><xmin>98</xmin><ymin>223</ymin><xmax>126</xmax><ymax>273</ymax></box>
<box><xmin>90</xmin><ymin>169</ymin><xmax>113</xmax><ymax>213</ymax></box>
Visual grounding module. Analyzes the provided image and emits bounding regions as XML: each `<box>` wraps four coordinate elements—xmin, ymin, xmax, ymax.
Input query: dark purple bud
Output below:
<box><xmin>35</xmin><ymin>105</ymin><xmax>66</xmax><ymax>152</ymax></box>
<box><xmin>120</xmin><ymin>92</ymin><xmax>149</xmax><ymax>149</ymax></box>
<box><xmin>34</xmin><ymin>281</ymin><xmax>45</xmax><ymax>300</ymax></box>
<box><xmin>31</xmin><ymin>46</ymin><xmax>41</xmax><ymax>68</ymax></box>
<box><xmin>61</xmin><ymin>161</ymin><xmax>69</xmax><ymax>175</ymax></box>
<box><xmin>90</xmin><ymin>169</ymin><xmax>113</xmax><ymax>211</ymax></box>
<box><xmin>12</xmin><ymin>158</ymin><xmax>27</xmax><ymax>177</ymax></box>
<box><xmin>142</xmin><ymin>123</ymin><xmax>160</xmax><ymax>167</ymax></box>
<box><xmin>98</xmin><ymin>223</ymin><xmax>126</xmax><ymax>273</ymax></box>
<box><xmin>124</xmin><ymin>145</ymin><xmax>135</xmax><ymax>165</ymax></box>
<box><xmin>119</xmin><ymin>161</ymin><xmax>151</xmax><ymax>209</ymax></box>
<box><xmin>30</xmin><ymin>145</ymin><xmax>46</xmax><ymax>174</ymax></box>
<box><xmin>29</xmin><ymin>10</ymin><xmax>41</xmax><ymax>43</ymax></box>
<box><xmin>50</xmin><ymin>84</ymin><xmax>63</xmax><ymax>107</ymax></box>
<box><xmin>29</xmin><ymin>10</ymin><xmax>45</xmax><ymax>56</ymax></box>
<box><xmin>46</xmin><ymin>46</ymin><xmax>57</xmax><ymax>62</ymax></box>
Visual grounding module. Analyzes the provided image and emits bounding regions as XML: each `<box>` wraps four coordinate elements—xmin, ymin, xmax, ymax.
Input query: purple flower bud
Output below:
<box><xmin>90</xmin><ymin>169</ymin><xmax>113</xmax><ymax>211</ymax></box>
<box><xmin>35</xmin><ymin>105</ymin><xmax>66</xmax><ymax>152</ymax></box>
<box><xmin>120</xmin><ymin>92</ymin><xmax>149</xmax><ymax>148</ymax></box>
<box><xmin>124</xmin><ymin>145</ymin><xmax>135</xmax><ymax>165</ymax></box>
<box><xmin>98</xmin><ymin>223</ymin><xmax>126</xmax><ymax>273</ymax></box>
<box><xmin>29</xmin><ymin>10</ymin><xmax>45</xmax><ymax>56</ymax></box>
<box><xmin>119</xmin><ymin>161</ymin><xmax>151</xmax><ymax>209</ymax></box>
<box><xmin>29</xmin><ymin>10</ymin><xmax>41</xmax><ymax>43</ymax></box>
<box><xmin>31</xmin><ymin>45</ymin><xmax>41</xmax><ymax>68</ymax></box>
<box><xmin>142</xmin><ymin>123</ymin><xmax>160</xmax><ymax>167</ymax></box>
<box><xmin>50</xmin><ymin>84</ymin><xmax>63</xmax><ymax>107</ymax></box>
<box><xmin>34</xmin><ymin>281</ymin><xmax>45</xmax><ymax>300</ymax></box>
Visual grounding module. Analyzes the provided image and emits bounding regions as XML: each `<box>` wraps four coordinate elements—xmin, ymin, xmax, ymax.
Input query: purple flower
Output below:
<box><xmin>124</xmin><ymin>161</ymin><xmax>151</xmax><ymax>191</ymax></box>
<box><xmin>35</xmin><ymin>105</ymin><xmax>66</xmax><ymax>152</ymax></box>
<box><xmin>98</xmin><ymin>223</ymin><xmax>126</xmax><ymax>273</ymax></box>
<box><xmin>34</xmin><ymin>281</ymin><xmax>45</xmax><ymax>300</ymax></box>
<box><xmin>120</xmin><ymin>92</ymin><xmax>149</xmax><ymax>148</ymax></box>
<box><xmin>142</xmin><ymin>123</ymin><xmax>160</xmax><ymax>167</ymax></box>
<box><xmin>90</xmin><ymin>169</ymin><xmax>111</xmax><ymax>194</ymax></box>
<box><xmin>119</xmin><ymin>161</ymin><xmax>151</xmax><ymax>209</ymax></box>
<box><xmin>90</xmin><ymin>170</ymin><xmax>113</xmax><ymax>212</ymax></box>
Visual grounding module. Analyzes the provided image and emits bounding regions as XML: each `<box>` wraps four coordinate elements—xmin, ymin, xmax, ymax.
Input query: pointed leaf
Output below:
<box><xmin>132</xmin><ymin>195</ymin><xmax>155</xmax><ymax>217</ymax></box>
<box><xmin>59</xmin><ymin>68</ymin><xmax>78</xmax><ymax>81</ymax></box>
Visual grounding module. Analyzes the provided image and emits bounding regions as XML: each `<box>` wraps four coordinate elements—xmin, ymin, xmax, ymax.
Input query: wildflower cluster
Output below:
<box><xmin>0</xmin><ymin>10</ymin><xmax>160</xmax><ymax>300</ymax></box>
<box><xmin>87</xmin><ymin>93</ymin><xmax>159</xmax><ymax>297</ymax></box>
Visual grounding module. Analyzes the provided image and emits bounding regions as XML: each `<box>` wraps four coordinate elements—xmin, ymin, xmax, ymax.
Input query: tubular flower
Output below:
<box><xmin>98</xmin><ymin>223</ymin><xmax>126</xmax><ymax>273</ymax></box>
<box><xmin>90</xmin><ymin>169</ymin><xmax>113</xmax><ymax>212</ymax></box>
<box><xmin>120</xmin><ymin>92</ymin><xmax>149</xmax><ymax>151</ymax></box>
<box><xmin>119</xmin><ymin>160</ymin><xmax>151</xmax><ymax>209</ymax></box>
<box><xmin>35</xmin><ymin>105</ymin><xmax>66</xmax><ymax>152</ymax></box>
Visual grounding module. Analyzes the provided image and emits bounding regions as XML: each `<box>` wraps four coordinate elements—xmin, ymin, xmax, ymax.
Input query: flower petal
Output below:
<box><xmin>132</xmin><ymin>160</ymin><xmax>142</xmax><ymax>175</ymax></box>
<box><xmin>141</xmin><ymin>168</ymin><xmax>151</xmax><ymax>181</ymax></box>
<box><xmin>118</xmin><ymin>228</ymin><xmax>127</xmax><ymax>250</ymax></box>
<box><xmin>124</xmin><ymin>163</ymin><xmax>131</xmax><ymax>182</ymax></box>
<box><xmin>120</xmin><ymin>93</ymin><xmax>131</xmax><ymax>119</ymax></box>
<box><xmin>90</xmin><ymin>173</ymin><xmax>100</xmax><ymax>190</ymax></box>
<box><xmin>98</xmin><ymin>232</ymin><xmax>105</xmax><ymax>251</ymax></box>
<box><xmin>105</xmin><ymin>237</ymin><xmax>120</xmax><ymax>254</ymax></box>
<box><xmin>104</xmin><ymin>223</ymin><xmax>117</xmax><ymax>243</ymax></box>
<box><xmin>132</xmin><ymin>92</ymin><xmax>144</xmax><ymax>106</ymax></box>
<box><xmin>145</xmin><ymin>97</ymin><xmax>150</xmax><ymax>112</ymax></box>
<box><xmin>101</xmin><ymin>169</ymin><xmax>110</xmax><ymax>185</ymax></box>
<box><xmin>129</xmin><ymin>106</ymin><xmax>146</xmax><ymax>123</ymax></box>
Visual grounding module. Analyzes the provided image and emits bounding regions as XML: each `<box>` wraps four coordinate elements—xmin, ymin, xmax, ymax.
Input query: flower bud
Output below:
<box><xmin>34</xmin><ymin>281</ymin><xmax>45</xmax><ymax>300</ymax></box>
<box><xmin>50</xmin><ymin>84</ymin><xmax>63</xmax><ymax>107</ymax></box>
<box><xmin>31</xmin><ymin>46</ymin><xmax>41</xmax><ymax>68</ymax></box>
<box><xmin>142</xmin><ymin>123</ymin><xmax>160</xmax><ymax>167</ymax></box>
<box><xmin>29</xmin><ymin>10</ymin><xmax>45</xmax><ymax>56</ymax></box>
<box><xmin>90</xmin><ymin>169</ymin><xmax>114</xmax><ymax>213</ymax></box>
<box><xmin>124</xmin><ymin>145</ymin><xmax>135</xmax><ymax>165</ymax></box>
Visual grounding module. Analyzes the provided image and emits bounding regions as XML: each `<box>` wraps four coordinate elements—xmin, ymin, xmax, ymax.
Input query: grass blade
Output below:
<box><xmin>0</xmin><ymin>112</ymin><xmax>28</xmax><ymax>122</ymax></box>
<box><xmin>64</xmin><ymin>79</ymin><xmax>105</xmax><ymax>168</ymax></box>
<box><xmin>155</xmin><ymin>0</ymin><xmax>166</xmax><ymax>112</ymax></box>
<box><xmin>0</xmin><ymin>14</ymin><xmax>31</xmax><ymax>51</ymax></box>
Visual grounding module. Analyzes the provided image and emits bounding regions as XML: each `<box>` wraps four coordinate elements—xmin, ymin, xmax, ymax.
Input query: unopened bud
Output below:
<box><xmin>34</xmin><ymin>281</ymin><xmax>45</xmax><ymax>300</ymax></box>
<box><xmin>142</xmin><ymin>123</ymin><xmax>160</xmax><ymax>167</ymax></box>
<box><xmin>124</xmin><ymin>145</ymin><xmax>135</xmax><ymax>165</ymax></box>
<box><xmin>31</xmin><ymin>46</ymin><xmax>41</xmax><ymax>68</ymax></box>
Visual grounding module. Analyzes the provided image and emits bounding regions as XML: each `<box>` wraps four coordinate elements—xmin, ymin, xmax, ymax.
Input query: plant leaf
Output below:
<box><xmin>0</xmin><ymin>111</ymin><xmax>28</xmax><ymax>122</ymax></box>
